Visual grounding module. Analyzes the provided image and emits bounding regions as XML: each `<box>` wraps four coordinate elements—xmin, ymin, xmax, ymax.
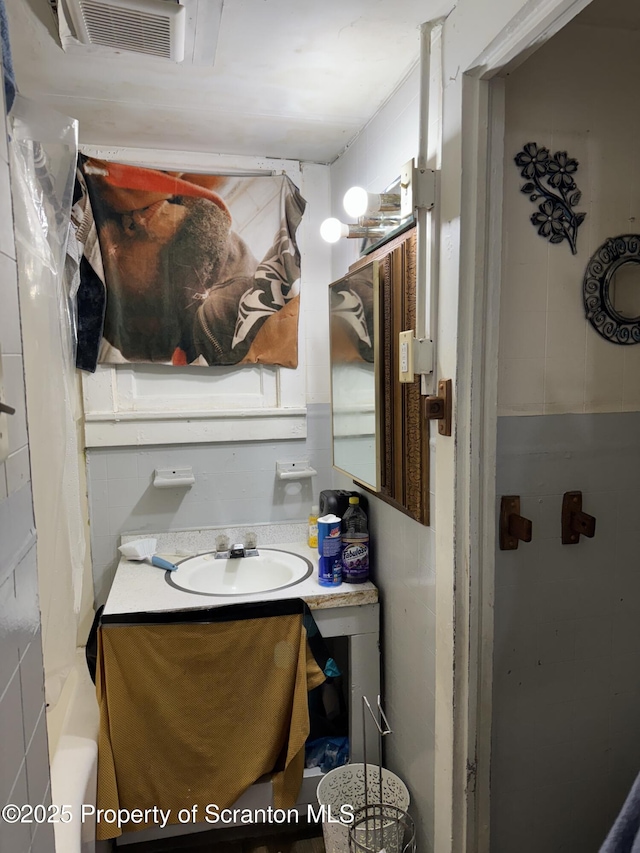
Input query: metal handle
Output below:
<box><xmin>362</xmin><ymin>695</ymin><xmax>392</xmax><ymax>814</ymax></box>
<box><xmin>0</xmin><ymin>402</ymin><xmax>15</xmax><ymax>415</ymax></box>
<box><xmin>363</xmin><ymin>695</ymin><xmax>392</xmax><ymax>736</ymax></box>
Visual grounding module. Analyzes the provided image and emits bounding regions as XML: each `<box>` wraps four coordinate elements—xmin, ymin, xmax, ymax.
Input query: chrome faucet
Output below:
<box><xmin>214</xmin><ymin>532</ymin><xmax>259</xmax><ymax>559</ymax></box>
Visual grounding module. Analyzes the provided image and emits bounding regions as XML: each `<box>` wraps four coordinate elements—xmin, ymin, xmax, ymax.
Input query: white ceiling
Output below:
<box><xmin>8</xmin><ymin>0</ymin><xmax>454</xmax><ymax>163</ymax></box>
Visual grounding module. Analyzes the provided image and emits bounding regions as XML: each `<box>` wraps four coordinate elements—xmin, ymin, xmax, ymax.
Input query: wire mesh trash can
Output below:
<box><xmin>316</xmin><ymin>764</ymin><xmax>410</xmax><ymax>853</ymax></box>
<box><xmin>348</xmin><ymin>803</ymin><xmax>416</xmax><ymax>853</ymax></box>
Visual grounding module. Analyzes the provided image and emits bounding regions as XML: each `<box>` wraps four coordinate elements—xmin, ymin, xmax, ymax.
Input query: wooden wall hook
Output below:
<box><xmin>425</xmin><ymin>379</ymin><xmax>452</xmax><ymax>436</ymax></box>
<box><xmin>562</xmin><ymin>491</ymin><xmax>596</xmax><ymax>544</ymax></box>
<box><xmin>499</xmin><ymin>496</ymin><xmax>533</xmax><ymax>551</ymax></box>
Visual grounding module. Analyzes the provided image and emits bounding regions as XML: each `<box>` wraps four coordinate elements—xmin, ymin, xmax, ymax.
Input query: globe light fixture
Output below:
<box><xmin>320</xmin><ymin>218</ymin><xmax>349</xmax><ymax>243</ymax></box>
<box><xmin>343</xmin><ymin>186</ymin><xmax>370</xmax><ymax>218</ymax></box>
<box><xmin>343</xmin><ymin>187</ymin><xmax>402</xmax><ymax>219</ymax></box>
<box><xmin>321</xmin><ymin>173</ymin><xmax>410</xmax><ymax>244</ymax></box>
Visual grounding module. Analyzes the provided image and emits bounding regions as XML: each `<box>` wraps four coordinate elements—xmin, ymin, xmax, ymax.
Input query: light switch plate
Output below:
<box><xmin>399</xmin><ymin>330</ymin><xmax>415</xmax><ymax>383</ymax></box>
<box><xmin>400</xmin><ymin>159</ymin><xmax>414</xmax><ymax>221</ymax></box>
<box><xmin>400</xmin><ymin>159</ymin><xmax>437</xmax><ymax>218</ymax></box>
<box><xmin>0</xmin><ymin>346</ymin><xmax>9</xmax><ymax>463</ymax></box>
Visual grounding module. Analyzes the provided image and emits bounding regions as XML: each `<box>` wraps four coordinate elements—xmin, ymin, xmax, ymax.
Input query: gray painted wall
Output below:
<box><xmin>87</xmin><ymin>403</ymin><xmax>333</xmax><ymax>605</ymax></box>
<box><xmin>492</xmin><ymin>412</ymin><xmax>640</xmax><ymax>852</ymax></box>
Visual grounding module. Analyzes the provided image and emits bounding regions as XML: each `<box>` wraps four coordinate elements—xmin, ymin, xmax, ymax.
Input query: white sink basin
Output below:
<box><xmin>166</xmin><ymin>548</ymin><xmax>313</xmax><ymax>597</ymax></box>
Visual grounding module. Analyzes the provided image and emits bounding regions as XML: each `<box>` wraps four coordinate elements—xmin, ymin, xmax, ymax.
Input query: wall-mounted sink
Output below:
<box><xmin>166</xmin><ymin>548</ymin><xmax>313</xmax><ymax>597</ymax></box>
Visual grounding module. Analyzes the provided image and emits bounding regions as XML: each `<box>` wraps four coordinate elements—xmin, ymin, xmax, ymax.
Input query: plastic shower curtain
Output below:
<box><xmin>9</xmin><ymin>95</ymin><xmax>88</xmax><ymax>707</ymax></box>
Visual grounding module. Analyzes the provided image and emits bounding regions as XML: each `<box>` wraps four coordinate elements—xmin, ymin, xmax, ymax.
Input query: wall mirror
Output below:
<box><xmin>329</xmin><ymin>261</ymin><xmax>381</xmax><ymax>491</ymax></box>
<box><xmin>584</xmin><ymin>235</ymin><xmax>640</xmax><ymax>344</ymax></box>
<box><xmin>329</xmin><ymin>228</ymin><xmax>429</xmax><ymax>525</ymax></box>
<box><xmin>610</xmin><ymin>262</ymin><xmax>640</xmax><ymax>320</ymax></box>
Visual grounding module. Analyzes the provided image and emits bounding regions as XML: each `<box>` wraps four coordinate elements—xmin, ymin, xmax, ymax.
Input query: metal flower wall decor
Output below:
<box><xmin>514</xmin><ymin>143</ymin><xmax>586</xmax><ymax>255</ymax></box>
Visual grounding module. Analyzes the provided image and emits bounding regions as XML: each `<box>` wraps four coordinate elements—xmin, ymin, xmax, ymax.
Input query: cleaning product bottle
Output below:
<box><xmin>308</xmin><ymin>504</ymin><xmax>319</xmax><ymax>549</ymax></box>
<box><xmin>317</xmin><ymin>514</ymin><xmax>343</xmax><ymax>586</ymax></box>
<box><xmin>341</xmin><ymin>496</ymin><xmax>369</xmax><ymax>583</ymax></box>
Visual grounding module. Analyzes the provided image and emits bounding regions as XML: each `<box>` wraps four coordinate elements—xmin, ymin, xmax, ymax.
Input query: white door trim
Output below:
<box><xmin>449</xmin><ymin>2</ymin><xmax>594</xmax><ymax>851</ymax></box>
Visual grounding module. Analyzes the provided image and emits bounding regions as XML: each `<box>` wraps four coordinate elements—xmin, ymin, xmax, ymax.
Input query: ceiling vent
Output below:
<box><xmin>64</xmin><ymin>0</ymin><xmax>186</xmax><ymax>61</ymax></box>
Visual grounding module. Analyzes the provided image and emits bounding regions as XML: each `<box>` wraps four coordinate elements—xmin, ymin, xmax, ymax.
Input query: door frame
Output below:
<box><xmin>449</xmin><ymin>1</ymin><xmax>595</xmax><ymax>851</ymax></box>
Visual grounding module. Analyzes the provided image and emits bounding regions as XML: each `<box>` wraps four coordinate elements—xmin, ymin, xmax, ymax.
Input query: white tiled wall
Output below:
<box><xmin>499</xmin><ymin>24</ymin><xmax>640</xmax><ymax>416</ymax></box>
<box><xmin>0</xmin><ymin>83</ymin><xmax>55</xmax><ymax>850</ymax></box>
<box><xmin>330</xmin><ymin>67</ymin><xmax>438</xmax><ymax>853</ymax></box>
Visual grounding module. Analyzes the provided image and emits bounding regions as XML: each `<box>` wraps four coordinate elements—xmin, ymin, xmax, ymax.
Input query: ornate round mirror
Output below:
<box><xmin>609</xmin><ymin>262</ymin><xmax>640</xmax><ymax>321</ymax></box>
<box><xmin>583</xmin><ymin>235</ymin><xmax>640</xmax><ymax>344</ymax></box>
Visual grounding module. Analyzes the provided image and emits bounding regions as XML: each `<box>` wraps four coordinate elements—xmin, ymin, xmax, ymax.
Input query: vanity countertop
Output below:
<box><xmin>103</xmin><ymin>540</ymin><xmax>378</xmax><ymax>618</ymax></box>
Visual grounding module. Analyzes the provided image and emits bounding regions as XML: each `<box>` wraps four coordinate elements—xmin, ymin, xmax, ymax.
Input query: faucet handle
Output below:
<box><xmin>215</xmin><ymin>534</ymin><xmax>230</xmax><ymax>553</ymax></box>
<box><xmin>244</xmin><ymin>531</ymin><xmax>259</xmax><ymax>557</ymax></box>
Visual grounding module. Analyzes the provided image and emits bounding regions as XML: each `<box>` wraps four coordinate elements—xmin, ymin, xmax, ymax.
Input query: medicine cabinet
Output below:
<box><xmin>329</xmin><ymin>227</ymin><xmax>429</xmax><ymax>525</ymax></box>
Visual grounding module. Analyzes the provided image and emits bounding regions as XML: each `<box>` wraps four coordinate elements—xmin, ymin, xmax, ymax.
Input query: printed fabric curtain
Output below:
<box><xmin>73</xmin><ymin>158</ymin><xmax>307</xmax><ymax>370</ymax></box>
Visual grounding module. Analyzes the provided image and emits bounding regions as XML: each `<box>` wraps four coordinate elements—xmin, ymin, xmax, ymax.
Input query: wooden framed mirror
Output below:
<box><xmin>330</xmin><ymin>226</ymin><xmax>429</xmax><ymax>525</ymax></box>
<box><xmin>329</xmin><ymin>260</ymin><xmax>381</xmax><ymax>491</ymax></box>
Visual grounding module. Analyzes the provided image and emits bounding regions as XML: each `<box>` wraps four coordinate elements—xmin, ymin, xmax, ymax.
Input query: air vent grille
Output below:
<box><xmin>67</xmin><ymin>0</ymin><xmax>185</xmax><ymax>61</ymax></box>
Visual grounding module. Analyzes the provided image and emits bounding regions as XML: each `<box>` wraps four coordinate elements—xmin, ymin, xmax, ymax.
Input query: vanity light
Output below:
<box><xmin>320</xmin><ymin>217</ymin><xmax>387</xmax><ymax>243</ymax></box>
<box><xmin>343</xmin><ymin>187</ymin><xmax>370</xmax><ymax>218</ymax></box>
<box><xmin>343</xmin><ymin>186</ymin><xmax>402</xmax><ymax>218</ymax></box>
<box><xmin>320</xmin><ymin>217</ymin><xmax>349</xmax><ymax>243</ymax></box>
<box><xmin>322</xmin><ymin>164</ymin><xmax>429</xmax><ymax>246</ymax></box>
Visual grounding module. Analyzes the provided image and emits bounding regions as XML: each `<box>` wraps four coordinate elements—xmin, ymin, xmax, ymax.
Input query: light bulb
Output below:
<box><xmin>320</xmin><ymin>217</ymin><xmax>348</xmax><ymax>243</ymax></box>
<box><xmin>343</xmin><ymin>186</ymin><xmax>369</xmax><ymax>218</ymax></box>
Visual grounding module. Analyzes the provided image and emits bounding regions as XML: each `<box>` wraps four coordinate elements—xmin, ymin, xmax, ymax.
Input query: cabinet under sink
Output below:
<box><xmin>104</xmin><ymin>536</ymin><xmax>380</xmax><ymax>846</ymax></box>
